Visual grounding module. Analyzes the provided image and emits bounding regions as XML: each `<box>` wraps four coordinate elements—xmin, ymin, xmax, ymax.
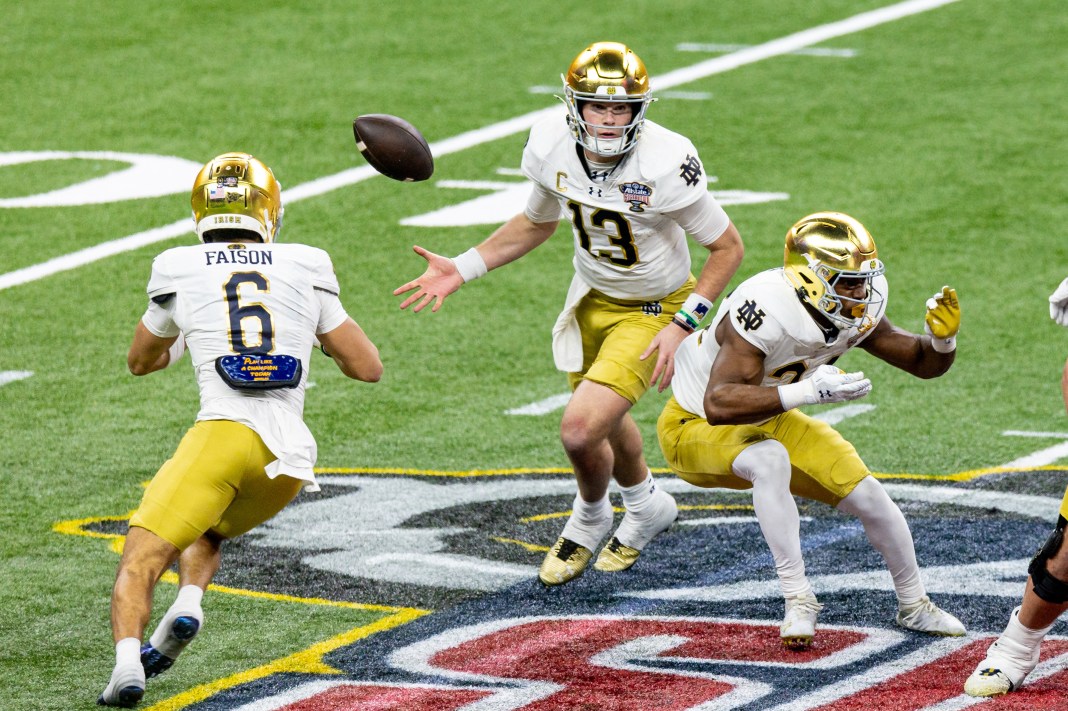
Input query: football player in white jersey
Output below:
<box><xmin>394</xmin><ymin>42</ymin><xmax>744</xmax><ymax>585</ymax></box>
<box><xmin>659</xmin><ymin>212</ymin><xmax>966</xmax><ymax>649</ymax></box>
<box><xmin>964</xmin><ymin>279</ymin><xmax>1068</xmax><ymax>697</ymax></box>
<box><xmin>98</xmin><ymin>153</ymin><xmax>382</xmax><ymax>708</ymax></box>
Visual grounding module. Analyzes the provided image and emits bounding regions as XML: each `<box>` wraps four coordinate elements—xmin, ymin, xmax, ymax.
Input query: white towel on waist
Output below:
<box><xmin>552</xmin><ymin>273</ymin><xmax>591</xmax><ymax>372</ymax></box>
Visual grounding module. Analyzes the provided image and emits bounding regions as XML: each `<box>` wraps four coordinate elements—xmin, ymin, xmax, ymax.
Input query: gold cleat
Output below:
<box><xmin>539</xmin><ymin>537</ymin><xmax>593</xmax><ymax>586</ymax></box>
<box><xmin>593</xmin><ymin>537</ymin><xmax>640</xmax><ymax>572</ymax></box>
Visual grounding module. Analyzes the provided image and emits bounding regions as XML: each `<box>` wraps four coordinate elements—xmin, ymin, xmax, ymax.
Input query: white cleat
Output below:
<box><xmin>594</xmin><ymin>488</ymin><xmax>678</xmax><ymax>572</ymax></box>
<box><xmin>780</xmin><ymin>593</ymin><xmax>823</xmax><ymax>650</ymax></box>
<box><xmin>964</xmin><ymin>632</ymin><xmax>1040</xmax><ymax>697</ymax></box>
<box><xmin>895</xmin><ymin>596</ymin><xmax>966</xmax><ymax>636</ymax></box>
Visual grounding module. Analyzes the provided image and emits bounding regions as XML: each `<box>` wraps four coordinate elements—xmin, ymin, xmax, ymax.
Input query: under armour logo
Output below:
<box><xmin>679</xmin><ymin>155</ymin><xmax>703</xmax><ymax>187</ymax></box>
<box><xmin>735</xmin><ymin>299</ymin><xmax>765</xmax><ymax>331</ymax></box>
<box><xmin>818</xmin><ymin>389</ymin><xmax>832</xmax><ymax>400</ymax></box>
<box><xmin>642</xmin><ymin>301</ymin><xmax>663</xmax><ymax>316</ymax></box>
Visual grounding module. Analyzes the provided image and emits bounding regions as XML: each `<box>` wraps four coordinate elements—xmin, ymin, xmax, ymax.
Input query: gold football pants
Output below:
<box><xmin>657</xmin><ymin>396</ymin><xmax>870</xmax><ymax>506</ymax></box>
<box><xmin>568</xmin><ymin>275</ymin><xmax>696</xmax><ymax>404</ymax></box>
<box><xmin>130</xmin><ymin>420</ymin><xmax>303</xmax><ymax>550</ymax></box>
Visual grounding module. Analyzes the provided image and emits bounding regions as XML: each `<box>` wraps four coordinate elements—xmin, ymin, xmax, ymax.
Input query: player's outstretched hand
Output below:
<box><xmin>924</xmin><ymin>286</ymin><xmax>960</xmax><ymax>339</ymax></box>
<box><xmin>808</xmin><ymin>364</ymin><xmax>872</xmax><ymax>404</ymax></box>
<box><xmin>393</xmin><ymin>246</ymin><xmax>464</xmax><ymax>313</ymax></box>
<box><xmin>1050</xmin><ymin>277</ymin><xmax>1068</xmax><ymax>328</ymax></box>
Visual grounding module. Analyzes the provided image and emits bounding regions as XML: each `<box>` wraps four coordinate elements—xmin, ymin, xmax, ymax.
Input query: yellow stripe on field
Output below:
<box><xmin>491</xmin><ymin>536</ymin><xmax>550</xmax><ymax>553</ymax></box>
<box><xmin>142</xmin><ymin>607</ymin><xmax>428</xmax><ymax>711</ymax></box>
<box><xmin>315</xmin><ymin>464</ymin><xmax>1068</xmax><ymax>482</ymax></box>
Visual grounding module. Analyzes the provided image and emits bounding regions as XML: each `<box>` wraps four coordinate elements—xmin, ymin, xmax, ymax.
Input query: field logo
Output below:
<box><xmin>59</xmin><ymin>467</ymin><xmax>1068</xmax><ymax>709</ymax></box>
<box><xmin>0</xmin><ymin>151</ymin><xmax>201</xmax><ymax>207</ymax></box>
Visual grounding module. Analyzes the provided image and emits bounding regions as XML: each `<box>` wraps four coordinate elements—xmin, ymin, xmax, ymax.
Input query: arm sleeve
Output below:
<box><xmin>524</xmin><ymin>181</ymin><xmax>563</xmax><ymax>224</ymax></box>
<box><xmin>664</xmin><ymin>191</ymin><xmax>730</xmax><ymax>246</ymax></box>
<box><xmin>141</xmin><ymin>299</ymin><xmax>180</xmax><ymax>338</ymax></box>
<box><xmin>315</xmin><ymin>290</ymin><xmax>349</xmax><ymax>334</ymax></box>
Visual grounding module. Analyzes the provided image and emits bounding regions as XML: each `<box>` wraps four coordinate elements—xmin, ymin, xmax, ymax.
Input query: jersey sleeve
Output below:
<box><xmin>145</xmin><ymin>251</ymin><xmax>176</xmax><ymax>300</ymax></box>
<box><xmin>309</xmin><ymin>249</ymin><xmax>341</xmax><ymax>296</ymax></box>
<box><xmin>664</xmin><ymin>191</ymin><xmax>730</xmax><ymax>246</ymax></box>
<box><xmin>141</xmin><ymin>298</ymin><xmax>180</xmax><ymax>338</ymax></box>
<box><xmin>724</xmin><ymin>286</ymin><xmax>789</xmax><ymax>356</ymax></box>
<box><xmin>524</xmin><ymin>181</ymin><xmax>563</xmax><ymax>224</ymax></box>
<box><xmin>637</xmin><ymin>125</ymin><xmax>709</xmax><ymax>213</ymax></box>
<box><xmin>315</xmin><ymin>290</ymin><xmax>349</xmax><ymax>335</ymax></box>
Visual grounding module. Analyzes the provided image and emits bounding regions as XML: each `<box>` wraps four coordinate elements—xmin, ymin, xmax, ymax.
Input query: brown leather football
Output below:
<box><xmin>352</xmin><ymin>114</ymin><xmax>434</xmax><ymax>182</ymax></box>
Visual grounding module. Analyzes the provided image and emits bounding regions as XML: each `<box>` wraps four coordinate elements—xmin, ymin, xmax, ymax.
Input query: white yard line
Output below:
<box><xmin>0</xmin><ymin>0</ymin><xmax>960</xmax><ymax>293</ymax></box>
<box><xmin>1000</xmin><ymin>430</ymin><xmax>1068</xmax><ymax>467</ymax></box>
<box><xmin>0</xmin><ymin>370</ymin><xmax>33</xmax><ymax>386</ymax></box>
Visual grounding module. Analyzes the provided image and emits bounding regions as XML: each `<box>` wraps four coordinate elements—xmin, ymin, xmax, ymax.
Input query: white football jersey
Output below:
<box><xmin>142</xmin><ymin>242</ymin><xmax>349</xmax><ymax>486</ymax></box>
<box><xmin>672</xmin><ymin>267</ymin><xmax>890</xmax><ymax>417</ymax></box>
<box><xmin>522</xmin><ymin>111</ymin><xmax>727</xmax><ymax>300</ymax></box>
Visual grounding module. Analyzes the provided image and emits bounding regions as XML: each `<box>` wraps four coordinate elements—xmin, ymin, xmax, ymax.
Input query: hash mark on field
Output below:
<box><xmin>0</xmin><ymin>370</ymin><xmax>32</xmax><ymax>386</ymax></box>
<box><xmin>505</xmin><ymin>393</ymin><xmax>571</xmax><ymax>415</ymax></box>
<box><xmin>813</xmin><ymin>403</ymin><xmax>875</xmax><ymax>424</ymax></box>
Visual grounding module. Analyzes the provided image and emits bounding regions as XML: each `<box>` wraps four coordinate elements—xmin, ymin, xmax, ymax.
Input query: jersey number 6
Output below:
<box><xmin>224</xmin><ymin>272</ymin><xmax>274</xmax><ymax>354</ymax></box>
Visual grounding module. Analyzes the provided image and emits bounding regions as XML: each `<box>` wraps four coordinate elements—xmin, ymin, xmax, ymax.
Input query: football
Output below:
<box><xmin>352</xmin><ymin>114</ymin><xmax>434</xmax><ymax>182</ymax></box>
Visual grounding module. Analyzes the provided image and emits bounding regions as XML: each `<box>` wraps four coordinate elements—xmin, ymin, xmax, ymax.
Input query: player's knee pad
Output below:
<box><xmin>1027</xmin><ymin>516</ymin><xmax>1068</xmax><ymax>604</ymax></box>
<box><xmin>731</xmin><ymin>439</ymin><xmax>790</xmax><ymax>485</ymax></box>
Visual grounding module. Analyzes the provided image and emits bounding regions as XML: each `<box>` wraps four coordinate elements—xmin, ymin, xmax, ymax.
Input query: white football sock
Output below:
<box><xmin>1003</xmin><ymin>606</ymin><xmax>1055</xmax><ymax>647</ymax></box>
<box><xmin>115</xmin><ymin>637</ymin><xmax>141</xmax><ymax>667</ymax></box>
<box><xmin>733</xmin><ymin>441</ymin><xmax>812</xmax><ymax>599</ymax></box>
<box><xmin>560</xmin><ymin>493</ymin><xmax>612</xmax><ymax>551</ymax></box>
<box><xmin>173</xmin><ymin>584</ymin><xmax>204</xmax><ymax>611</ymax></box>
<box><xmin>837</xmin><ymin>476</ymin><xmax>925</xmax><ymax>606</ymax></box>
<box><xmin>619</xmin><ymin>471</ymin><xmax>656</xmax><ymax>515</ymax></box>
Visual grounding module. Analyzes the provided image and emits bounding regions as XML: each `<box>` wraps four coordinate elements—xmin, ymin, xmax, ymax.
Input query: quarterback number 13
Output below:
<box><xmin>223</xmin><ymin>272</ymin><xmax>274</xmax><ymax>354</ymax></box>
<box><xmin>566</xmin><ymin>201</ymin><xmax>638</xmax><ymax>267</ymax></box>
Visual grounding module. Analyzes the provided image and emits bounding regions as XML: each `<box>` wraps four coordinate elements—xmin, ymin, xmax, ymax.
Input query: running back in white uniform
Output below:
<box><xmin>141</xmin><ymin>241</ymin><xmax>349</xmax><ymax>485</ymax></box>
<box><xmin>672</xmin><ymin>267</ymin><xmax>890</xmax><ymax>418</ymax></box>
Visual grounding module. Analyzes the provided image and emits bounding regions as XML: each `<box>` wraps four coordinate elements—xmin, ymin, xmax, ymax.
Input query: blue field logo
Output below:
<box><xmin>63</xmin><ymin>468</ymin><xmax>1068</xmax><ymax>709</ymax></box>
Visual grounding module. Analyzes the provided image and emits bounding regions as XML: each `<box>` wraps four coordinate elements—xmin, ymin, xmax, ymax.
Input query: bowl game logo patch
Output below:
<box><xmin>619</xmin><ymin>181</ymin><xmax>652</xmax><ymax>212</ymax></box>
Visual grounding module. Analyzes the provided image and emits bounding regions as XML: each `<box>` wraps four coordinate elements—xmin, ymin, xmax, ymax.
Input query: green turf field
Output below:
<box><xmin>2</xmin><ymin>1</ymin><xmax>1067</xmax><ymax>708</ymax></box>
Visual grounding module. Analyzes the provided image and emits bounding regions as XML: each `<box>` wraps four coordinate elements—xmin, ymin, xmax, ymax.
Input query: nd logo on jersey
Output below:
<box><xmin>62</xmin><ymin>469</ymin><xmax>1068</xmax><ymax>709</ymax></box>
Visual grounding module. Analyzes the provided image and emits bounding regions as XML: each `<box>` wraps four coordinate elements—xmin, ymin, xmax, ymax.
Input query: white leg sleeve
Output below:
<box><xmin>732</xmin><ymin>440</ymin><xmax>811</xmax><ymax>599</ymax></box>
<box><xmin>836</xmin><ymin>476</ymin><xmax>925</xmax><ymax>605</ymax></box>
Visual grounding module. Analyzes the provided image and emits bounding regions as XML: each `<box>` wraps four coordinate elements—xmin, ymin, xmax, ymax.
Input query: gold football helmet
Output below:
<box><xmin>562</xmin><ymin>41</ymin><xmax>653</xmax><ymax>157</ymax></box>
<box><xmin>191</xmin><ymin>152</ymin><xmax>283</xmax><ymax>243</ymax></box>
<box><xmin>783</xmin><ymin>212</ymin><xmax>885</xmax><ymax>328</ymax></box>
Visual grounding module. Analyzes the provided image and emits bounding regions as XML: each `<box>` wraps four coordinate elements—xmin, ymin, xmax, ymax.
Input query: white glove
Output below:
<box><xmin>1050</xmin><ymin>277</ymin><xmax>1068</xmax><ymax>327</ymax></box>
<box><xmin>778</xmin><ymin>364</ymin><xmax>872</xmax><ymax>410</ymax></box>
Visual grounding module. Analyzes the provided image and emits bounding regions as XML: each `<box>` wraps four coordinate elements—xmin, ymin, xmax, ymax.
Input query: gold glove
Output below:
<box><xmin>925</xmin><ymin>286</ymin><xmax>960</xmax><ymax>340</ymax></box>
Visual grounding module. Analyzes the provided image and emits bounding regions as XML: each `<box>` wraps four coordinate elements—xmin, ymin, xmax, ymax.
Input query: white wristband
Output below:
<box><xmin>452</xmin><ymin>247</ymin><xmax>488</xmax><ymax>283</ymax></box>
<box><xmin>930</xmin><ymin>335</ymin><xmax>956</xmax><ymax>354</ymax></box>
<box><xmin>679</xmin><ymin>290</ymin><xmax>713</xmax><ymax>324</ymax></box>
<box><xmin>778</xmin><ymin>380</ymin><xmax>814</xmax><ymax>411</ymax></box>
<box><xmin>681</xmin><ymin>293</ymin><xmax>714</xmax><ymax>322</ymax></box>
<box><xmin>165</xmin><ymin>334</ymin><xmax>186</xmax><ymax>368</ymax></box>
